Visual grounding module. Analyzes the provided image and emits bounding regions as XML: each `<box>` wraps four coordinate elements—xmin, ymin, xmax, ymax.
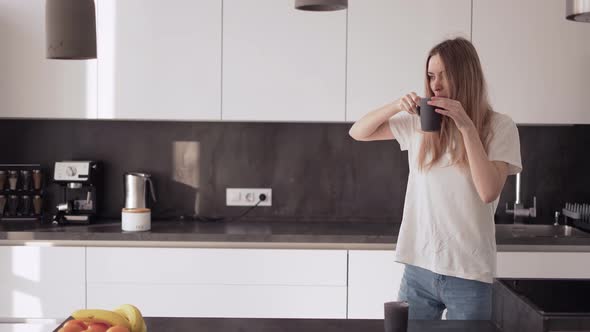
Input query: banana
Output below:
<box><xmin>114</xmin><ymin>304</ymin><xmax>146</xmax><ymax>332</ymax></box>
<box><xmin>71</xmin><ymin>309</ymin><xmax>131</xmax><ymax>330</ymax></box>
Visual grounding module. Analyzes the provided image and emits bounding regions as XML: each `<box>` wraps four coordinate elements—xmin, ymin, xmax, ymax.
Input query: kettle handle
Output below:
<box><xmin>147</xmin><ymin>177</ymin><xmax>157</xmax><ymax>202</ymax></box>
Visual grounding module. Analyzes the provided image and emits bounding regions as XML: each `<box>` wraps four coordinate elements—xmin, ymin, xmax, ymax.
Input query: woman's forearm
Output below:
<box><xmin>348</xmin><ymin>101</ymin><xmax>401</xmax><ymax>140</ymax></box>
<box><xmin>463</xmin><ymin>128</ymin><xmax>503</xmax><ymax>203</ymax></box>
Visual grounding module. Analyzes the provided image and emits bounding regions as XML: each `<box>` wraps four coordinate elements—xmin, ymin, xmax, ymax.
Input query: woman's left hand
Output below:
<box><xmin>428</xmin><ymin>97</ymin><xmax>476</xmax><ymax>135</ymax></box>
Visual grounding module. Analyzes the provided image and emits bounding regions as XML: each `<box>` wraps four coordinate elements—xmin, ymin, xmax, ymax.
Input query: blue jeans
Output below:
<box><xmin>398</xmin><ymin>264</ymin><xmax>492</xmax><ymax>320</ymax></box>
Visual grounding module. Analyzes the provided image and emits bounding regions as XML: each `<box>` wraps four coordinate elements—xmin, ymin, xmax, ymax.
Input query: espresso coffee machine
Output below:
<box><xmin>53</xmin><ymin>161</ymin><xmax>102</xmax><ymax>224</ymax></box>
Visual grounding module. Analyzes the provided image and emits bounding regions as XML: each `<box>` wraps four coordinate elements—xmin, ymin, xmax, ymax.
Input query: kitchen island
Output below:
<box><xmin>142</xmin><ymin>317</ymin><xmax>501</xmax><ymax>332</ymax></box>
<box><xmin>0</xmin><ymin>317</ymin><xmax>500</xmax><ymax>332</ymax></box>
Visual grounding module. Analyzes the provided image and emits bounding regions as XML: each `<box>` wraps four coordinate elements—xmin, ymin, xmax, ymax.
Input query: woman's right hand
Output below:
<box><xmin>398</xmin><ymin>92</ymin><xmax>421</xmax><ymax>115</ymax></box>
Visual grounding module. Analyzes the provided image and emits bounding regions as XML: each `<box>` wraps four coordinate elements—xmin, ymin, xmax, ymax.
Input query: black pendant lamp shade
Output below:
<box><xmin>295</xmin><ymin>0</ymin><xmax>347</xmax><ymax>11</ymax></box>
<box><xmin>46</xmin><ymin>0</ymin><xmax>97</xmax><ymax>59</ymax></box>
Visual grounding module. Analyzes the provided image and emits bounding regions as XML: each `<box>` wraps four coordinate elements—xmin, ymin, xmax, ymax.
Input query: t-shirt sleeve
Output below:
<box><xmin>388</xmin><ymin>112</ymin><xmax>416</xmax><ymax>151</ymax></box>
<box><xmin>487</xmin><ymin>114</ymin><xmax>522</xmax><ymax>175</ymax></box>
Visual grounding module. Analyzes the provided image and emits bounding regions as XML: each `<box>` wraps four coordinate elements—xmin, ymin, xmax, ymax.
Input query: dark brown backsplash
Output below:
<box><xmin>0</xmin><ymin>119</ymin><xmax>588</xmax><ymax>224</ymax></box>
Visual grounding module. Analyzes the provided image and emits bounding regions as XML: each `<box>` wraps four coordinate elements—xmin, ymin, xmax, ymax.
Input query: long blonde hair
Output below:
<box><xmin>418</xmin><ymin>37</ymin><xmax>493</xmax><ymax>170</ymax></box>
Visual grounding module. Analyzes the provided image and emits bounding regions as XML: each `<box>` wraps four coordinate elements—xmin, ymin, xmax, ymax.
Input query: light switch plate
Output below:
<box><xmin>226</xmin><ymin>188</ymin><xmax>272</xmax><ymax>206</ymax></box>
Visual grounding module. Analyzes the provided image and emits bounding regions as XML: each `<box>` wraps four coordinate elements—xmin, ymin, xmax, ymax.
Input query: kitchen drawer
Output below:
<box><xmin>497</xmin><ymin>252</ymin><xmax>590</xmax><ymax>278</ymax></box>
<box><xmin>347</xmin><ymin>250</ymin><xmax>405</xmax><ymax>319</ymax></box>
<box><xmin>87</xmin><ymin>284</ymin><xmax>346</xmax><ymax>318</ymax></box>
<box><xmin>86</xmin><ymin>248</ymin><xmax>347</xmax><ymax>285</ymax></box>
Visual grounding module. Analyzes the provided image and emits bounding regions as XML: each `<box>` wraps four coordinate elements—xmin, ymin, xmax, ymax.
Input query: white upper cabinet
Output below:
<box><xmin>222</xmin><ymin>0</ymin><xmax>346</xmax><ymax>122</ymax></box>
<box><xmin>0</xmin><ymin>0</ymin><xmax>97</xmax><ymax>119</ymax></box>
<box><xmin>96</xmin><ymin>0</ymin><xmax>221</xmax><ymax>120</ymax></box>
<box><xmin>346</xmin><ymin>0</ymin><xmax>471</xmax><ymax>122</ymax></box>
<box><xmin>473</xmin><ymin>0</ymin><xmax>590</xmax><ymax>124</ymax></box>
<box><xmin>497</xmin><ymin>252</ymin><xmax>590</xmax><ymax>278</ymax></box>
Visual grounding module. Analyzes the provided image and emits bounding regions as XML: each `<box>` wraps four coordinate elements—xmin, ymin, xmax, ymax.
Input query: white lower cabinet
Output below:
<box><xmin>3</xmin><ymin>245</ymin><xmax>587</xmax><ymax>320</ymax></box>
<box><xmin>496</xmin><ymin>252</ymin><xmax>590</xmax><ymax>278</ymax></box>
<box><xmin>0</xmin><ymin>246</ymin><xmax>86</xmax><ymax>320</ymax></box>
<box><xmin>86</xmin><ymin>248</ymin><xmax>347</xmax><ymax>318</ymax></box>
<box><xmin>347</xmin><ymin>250</ymin><xmax>590</xmax><ymax>319</ymax></box>
<box><xmin>347</xmin><ymin>250</ymin><xmax>405</xmax><ymax>319</ymax></box>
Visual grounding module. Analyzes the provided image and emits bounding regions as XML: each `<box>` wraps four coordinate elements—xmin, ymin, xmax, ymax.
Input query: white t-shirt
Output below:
<box><xmin>389</xmin><ymin>111</ymin><xmax>522</xmax><ymax>283</ymax></box>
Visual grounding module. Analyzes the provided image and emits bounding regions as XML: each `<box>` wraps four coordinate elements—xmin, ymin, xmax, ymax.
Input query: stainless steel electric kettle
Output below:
<box><xmin>124</xmin><ymin>172</ymin><xmax>156</xmax><ymax>209</ymax></box>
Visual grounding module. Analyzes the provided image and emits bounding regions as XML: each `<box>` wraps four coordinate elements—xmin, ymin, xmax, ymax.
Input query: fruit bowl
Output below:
<box><xmin>53</xmin><ymin>305</ymin><xmax>147</xmax><ymax>332</ymax></box>
<box><xmin>52</xmin><ymin>316</ymin><xmax>74</xmax><ymax>332</ymax></box>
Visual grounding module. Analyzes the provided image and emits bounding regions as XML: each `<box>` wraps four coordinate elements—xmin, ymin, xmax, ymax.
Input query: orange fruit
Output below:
<box><xmin>63</xmin><ymin>320</ymin><xmax>88</xmax><ymax>331</ymax></box>
<box><xmin>59</xmin><ymin>325</ymin><xmax>85</xmax><ymax>332</ymax></box>
<box><xmin>86</xmin><ymin>323</ymin><xmax>110</xmax><ymax>332</ymax></box>
<box><xmin>105</xmin><ymin>326</ymin><xmax>130</xmax><ymax>332</ymax></box>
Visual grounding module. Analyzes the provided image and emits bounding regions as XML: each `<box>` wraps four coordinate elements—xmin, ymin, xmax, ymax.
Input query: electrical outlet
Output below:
<box><xmin>226</xmin><ymin>188</ymin><xmax>272</xmax><ymax>206</ymax></box>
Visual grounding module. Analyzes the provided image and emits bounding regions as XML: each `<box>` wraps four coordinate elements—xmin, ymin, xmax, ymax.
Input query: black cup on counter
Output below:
<box><xmin>416</xmin><ymin>98</ymin><xmax>442</xmax><ymax>132</ymax></box>
<box><xmin>384</xmin><ymin>301</ymin><xmax>409</xmax><ymax>332</ymax></box>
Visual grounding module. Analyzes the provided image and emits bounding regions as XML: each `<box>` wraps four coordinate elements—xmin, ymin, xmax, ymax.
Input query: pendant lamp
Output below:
<box><xmin>46</xmin><ymin>0</ymin><xmax>97</xmax><ymax>59</ymax></box>
<box><xmin>295</xmin><ymin>0</ymin><xmax>347</xmax><ymax>11</ymax></box>
<box><xmin>566</xmin><ymin>0</ymin><xmax>590</xmax><ymax>22</ymax></box>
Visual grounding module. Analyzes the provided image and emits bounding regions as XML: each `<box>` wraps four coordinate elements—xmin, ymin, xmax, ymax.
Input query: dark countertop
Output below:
<box><xmin>2</xmin><ymin>318</ymin><xmax>501</xmax><ymax>332</ymax></box>
<box><xmin>0</xmin><ymin>219</ymin><xmax>397</xmax><ymax>248</ymax></box>
<box><xmin>141</xmin><ymin>317</ymin><xmax>501</xmax><ymax>332</ymax></box>
<box><xmin>1</xmin><ymin>219</ymin><xmax>590</xmax><ymax>250</ymax></box>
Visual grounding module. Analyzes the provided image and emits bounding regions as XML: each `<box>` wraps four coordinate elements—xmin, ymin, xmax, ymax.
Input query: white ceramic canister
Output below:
<box><xmin>121</xmin><ymin>208</ymin><xmax>151</xmax><ymax>231</ymax></box>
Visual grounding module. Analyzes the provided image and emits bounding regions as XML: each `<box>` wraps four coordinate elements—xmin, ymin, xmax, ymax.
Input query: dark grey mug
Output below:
<box><xmin>384</xmin><ymin>301</ymin><xmax>409</xmax><ymax>332</ymax></box>
<box><xmin>416</xmin><ymin>97</ymin><xmax>442</xmax><ymax>132</ymax></box>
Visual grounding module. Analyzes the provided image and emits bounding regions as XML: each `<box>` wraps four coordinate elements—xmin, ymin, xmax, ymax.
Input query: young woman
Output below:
<box><xmin>349</xmin><ymin>37</ymin><xmax>522</xmax><ymax>320</ymax></box>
